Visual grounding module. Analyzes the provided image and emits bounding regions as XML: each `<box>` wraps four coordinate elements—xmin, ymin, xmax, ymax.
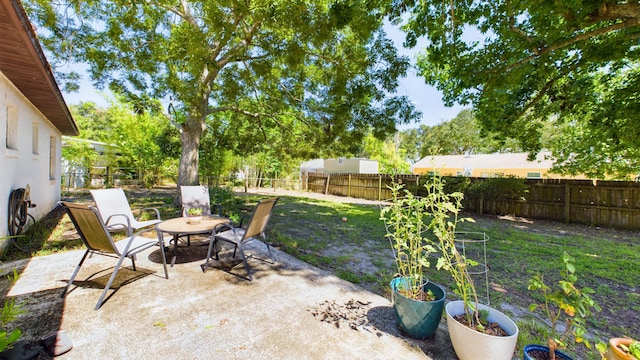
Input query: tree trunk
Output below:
<box><xmin>176</xmin><ymin>111</ymin><xmax>206</xmax><ymax>205</ymax></box>
<box><xmin>177</xmin><ymin>67</ymin><xmax>213</xmax><ymax>191</ymax></box>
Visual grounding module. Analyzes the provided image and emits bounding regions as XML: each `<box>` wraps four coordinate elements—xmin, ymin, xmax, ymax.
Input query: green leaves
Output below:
<box><xmin>383</xmin><ymin>172</ymin><xmax>483</xmax><ymax>327</ymax></box>
<box><xmin>0</xmin><ymin>298</ymin><xmax>24</xmax><ymax>352</ymax></box>
<box><xmin>26</xmin><ymin>0</ymin><xmax>420</xmax><ymax>185</ymax></box>
<box><xmin>398</xmin><ymin>1</ymin><xmax>640</xmax><ymax>177</ymax></box>
<box><xmin>527</xmin><ymin>251</ymin><xmax>601</xmax><ymax>354</ymax></box>
<box><xmin>380</xmin><ymin>181</ymin><xmax>438</xmax><ymax>299</ymax></box>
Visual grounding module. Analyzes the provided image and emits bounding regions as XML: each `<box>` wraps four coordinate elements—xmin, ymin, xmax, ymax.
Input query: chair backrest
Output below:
<box><xmin>90</xmin><ymin>188</ymin><xmax>136</xmax><ymax>224</ymax></box>
<box><xmin>180</xmin><ymin>185</ymin><xmax>211</xmax><ymax>216</ymax></box>
<box><xmin>243</xmin><ymin>197</ymin><xmax>278</xmax><ymax>240</ymax></box>
<box><xmin>60</xmin><ymin>201</ymin><xmax>118</xmax><ymax>254</ymax></box>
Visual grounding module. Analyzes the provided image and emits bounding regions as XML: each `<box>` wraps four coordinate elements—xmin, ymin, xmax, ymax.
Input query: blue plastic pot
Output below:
<box><xmin>523</xmin><ymin>344</ymin><xmax>573</xmax><ymax>360</ymax></box>
<box><xmin>390</xmin><ymin>278</ymin><xmax>446</xmax><ymax>339</ymax></box>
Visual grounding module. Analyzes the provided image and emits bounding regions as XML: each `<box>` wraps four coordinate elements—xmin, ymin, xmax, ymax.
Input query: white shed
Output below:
<box><xmin>323</xmin><ymin>158</ymin><xmax>379</xmax><ymax>174</ymax></box>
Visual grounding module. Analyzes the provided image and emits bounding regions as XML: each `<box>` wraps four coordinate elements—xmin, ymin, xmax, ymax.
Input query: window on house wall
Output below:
<box><xmin>32</xmin><ymin>122</ymin><xmax>39</xmax><ymax>154</ymax></box>
<box><xmin>49</xmin><ymin>136</ymin><xmax>56</xmax><ymax>180</ymax></box>
<box><xmin>6</xmin><ymin>105</ymin><xmax>18</xmax><ymax>150</ymax></box>
<box><xmin>338</xmin><ymin>157</ymin><xmax>344</xmax><ymax>165</ymax></box>
<box><xmin>527</xmin><ymin>172</ymin><xmax>542</xmax><ymax>179</ymax></box>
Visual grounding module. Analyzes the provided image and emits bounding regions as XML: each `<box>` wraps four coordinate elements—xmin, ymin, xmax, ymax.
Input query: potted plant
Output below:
<box><xmin>380</xmin><ymin>180</ymin><xmax>446</xmax><ymax>339</ymax></box>
<box><xmin>186</xmin><ymin>207</ymin><xmax>203</xmax><ymax>224</ymax></box>
<box><xmin>603</xmin><ymin>338</ymin><xmax>640</xmax><ymax>360</ymax></box>
<box><xmin>524</xmin><ymin>252</ymin><xmax>601</xmax><ymax>360</ymax></box>
<box><xmin>421</xmin><ymin>173</ymin><xmax>519</xmax><ymax>360</ymax></box>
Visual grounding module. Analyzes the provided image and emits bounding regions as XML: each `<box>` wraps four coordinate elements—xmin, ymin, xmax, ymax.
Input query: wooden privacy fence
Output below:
<box><xmin>302</xmin><ymin>172</ymin><xmax>640</xmax><ymax>230</ymax></box>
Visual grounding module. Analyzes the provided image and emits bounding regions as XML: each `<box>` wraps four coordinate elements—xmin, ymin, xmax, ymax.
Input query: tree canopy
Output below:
<box><xmin>26</xmin><ymin>0</ymin><xmax>420</xmax><ymax>186</ymax></box>
<box><xmin>65</xmin><ymin>100</ymin><xmax>178</xmax><ymax>187</ymax></box>
<box><xmin>398</xmin><ymin>109</ymin><xmax>522</xmax><ymax>162</ymax></box>
<box><xmin>391</xmin><ymin>1</ymin><xmax>640</xmax><ymax>178</ymax></box>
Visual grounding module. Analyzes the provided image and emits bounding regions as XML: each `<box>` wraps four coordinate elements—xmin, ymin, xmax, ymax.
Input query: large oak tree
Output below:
<box><xmin>391</xmin><ymin>1</ymin><xmax>640</xmax><ymax>178</ymax></box>
<box><xmin>26</xmin><ymin>0</ymin><xmax>419</xmax><ymax>186</ymax></box>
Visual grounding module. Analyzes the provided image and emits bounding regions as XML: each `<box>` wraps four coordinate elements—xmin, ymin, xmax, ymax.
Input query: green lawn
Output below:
<box><xmin>4</xmin><ymin>188</ymin><xmax>638</xmax><ymax>359</ymax></box>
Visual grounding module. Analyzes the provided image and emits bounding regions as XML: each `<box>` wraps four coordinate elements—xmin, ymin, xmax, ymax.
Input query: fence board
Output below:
<box><xmin>305</xmin><ymin>172</ymin><xmax>640</xmax><ymax>229</ymax></box>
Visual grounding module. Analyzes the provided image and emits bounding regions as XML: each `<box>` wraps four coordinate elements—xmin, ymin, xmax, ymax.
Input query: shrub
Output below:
<box><xmin>466</xmin><ymin>175</ymin><xmax>528</xmax><ymax>201</ymax></box>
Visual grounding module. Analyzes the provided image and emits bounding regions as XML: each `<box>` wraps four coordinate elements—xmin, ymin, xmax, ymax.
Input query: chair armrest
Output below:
<box><xmin>137</xmin><ymin>207</ymin><xmax>161</xmax><ymax>221</ymax></box>
<box><xmin>210</xmin><ymin>222</ymin><xmax>233</xmax><ymax>238</ymax></box>
<box><xmin>105</xmin><ymin>213</ymin><xmax>133</xmax><ymax>237</ymax></box>
<box><xmin>212</xmin><ymin>222</ymin><xmax>234</xmax><ymax>233</ymax></box>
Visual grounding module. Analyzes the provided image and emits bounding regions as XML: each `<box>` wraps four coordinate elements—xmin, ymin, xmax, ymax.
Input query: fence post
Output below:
<box><xmin>348</xmin><ymin>174</ymin><xmax>351</xmax><ymax>197</ymax></box>
<box><xmin>564</xmin><ymin>182</ymin><xmax>571</xmax><ymax>223</ymax></box>
<box><xmin>324</xmin><ymin>174</ymin><xmax>331</xmax><ymax>195</ymax></box>
<box><xmin>378</xmin><ymin>175</ymin><xmax>382</xmax><ymax>201</ymax></box>
<box><xmin>273</xmin><ymin>172</ymin><xmax>277</xmax><ymax>192</ymax></box>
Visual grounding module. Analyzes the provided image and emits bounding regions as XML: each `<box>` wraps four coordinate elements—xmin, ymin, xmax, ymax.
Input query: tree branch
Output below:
<box><xmin>499</xmin><ymin>18</ymin><xmax>636</xmax><ymax>73</ymax></box>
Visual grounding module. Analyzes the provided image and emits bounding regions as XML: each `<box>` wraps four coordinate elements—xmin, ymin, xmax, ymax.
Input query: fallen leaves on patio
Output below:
<box><xmin>308</xmin><ymin>299</ymin><xmax>372</xmax><ymax>331</ymax></box>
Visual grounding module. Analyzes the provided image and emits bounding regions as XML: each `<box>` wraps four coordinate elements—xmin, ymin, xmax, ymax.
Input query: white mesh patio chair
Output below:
<box><xmin>180</xmin><ymin>185</ymin><xmax>222</xmax><ymax>217</ymax></box>
<box><xmin>90</xmin><ymin>188</ymin><xmax>161</xmax><ymax>236</ymax></box>
<box><xmin>180</xmin><ymin>185</ymin><xmax>223</xmax><ymax>245</ymax></box>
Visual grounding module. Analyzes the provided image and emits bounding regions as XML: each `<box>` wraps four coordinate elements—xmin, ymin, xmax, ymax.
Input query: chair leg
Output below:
<box><xmin>61</xmin><ymin>250</ymin><xmax>90</xmax><ymax>298</ymax></box>
<box><xmin>237</xmin><ymin>243</ymin><xmax>253</xmax><ymax>281</ymax></box>
<box><xmin>130</xmin><ymin>255</ymin><xmax>137</xmax><ymax>272</ymax></box>
<box><xmin>202</xmin><ymin>237</ymin><xmax>216</xmax><ymax>273</ymax></box>
<box><xmin>159</xmin><ymin>242</ymin><xmax>169</xmax><ymax>279</ymax></box>
<box><xmin>213</xmin><ymin>238</ymin><xmax>222</xmax><ymax>260</ymax></box>
<box><xmin>95</xmin><ymin>253</ymin><xmax>128</xmax><ymax>310</ymax></box>
<box><xmin>263</xmin><ymin>235</ymin><xmax>274</xmax><ymax>261</ymax></box>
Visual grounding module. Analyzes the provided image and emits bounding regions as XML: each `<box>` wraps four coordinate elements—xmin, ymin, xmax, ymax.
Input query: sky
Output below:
<box><xmin>60</xmin><ymin>22</ymin><xmax>465</xmax><ymax>130</ymax></box>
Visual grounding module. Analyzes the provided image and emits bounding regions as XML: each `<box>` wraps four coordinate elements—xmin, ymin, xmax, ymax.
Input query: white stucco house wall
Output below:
<box><xmin>0</xmin><ymin>0</ymin><xmax>78</xmax><ymax>243</ymax></box>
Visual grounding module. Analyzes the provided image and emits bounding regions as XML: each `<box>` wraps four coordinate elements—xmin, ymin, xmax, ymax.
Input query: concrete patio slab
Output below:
<box><xmin>2</xmin><ymin>237</ymin><xmax>456</xmax><ymax>359</ymax></box>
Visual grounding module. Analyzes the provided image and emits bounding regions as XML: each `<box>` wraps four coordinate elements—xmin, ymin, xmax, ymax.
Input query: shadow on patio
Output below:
<box><xmin>1</xmin><ymin>236</ymin><xmax>457</xmax><ymax>359</ymax></box>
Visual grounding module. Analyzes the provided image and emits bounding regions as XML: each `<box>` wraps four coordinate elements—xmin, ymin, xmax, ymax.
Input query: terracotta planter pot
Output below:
<box><xmin>445</xmin><ymin>300</ymin><xmax>519</xmax><ymax>360</ymax></box>
<box><xmin>606</xmin><ymin>338</ymin><xmax>637</xmax><ymax>360</ymax></box>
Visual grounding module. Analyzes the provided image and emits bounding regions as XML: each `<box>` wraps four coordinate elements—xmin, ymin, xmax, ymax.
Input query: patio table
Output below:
<box><xmin>155</xmin><ymin>215</ymin><xmax>230</xmax><ymax>266</ymax></box>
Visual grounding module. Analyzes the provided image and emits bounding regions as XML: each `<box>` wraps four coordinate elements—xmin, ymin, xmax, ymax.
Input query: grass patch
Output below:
<box><xmin>4</xmin><ymin>188</ymin><xmax>638</xmax><ymax>347</ymax></box>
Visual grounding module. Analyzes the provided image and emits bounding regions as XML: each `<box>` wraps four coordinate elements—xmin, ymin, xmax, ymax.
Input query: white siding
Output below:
<box><xmin>0</xmin><ymin>71</ymin><xmax>63</xmax><ymax>239</ymax></box>
<box><xmin>323</xmin><ymin>158</ymin><xmax>379</xmax><ymax>174</ymax></box>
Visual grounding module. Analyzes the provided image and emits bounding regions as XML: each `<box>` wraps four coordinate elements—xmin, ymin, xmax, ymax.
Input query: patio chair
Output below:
<box><xmin>202</xmin><ymin>197</ymin><xmax>278</xmax><ymax>280</ymax></box>
<box><xmin>90</xmin><ymin>188</ymin><xmax>161</xmax><ymax>236</ymax></box>
<box><xmin>59</xmin><ymin>201</ymin><xmax>168</xmax><ymax>310</ymax></box>
<box><xmin>180</xmin><ymin>185</ymin><xmax>223</xmax><ymax>245</ymax></box>
<box><xmin>180</xmin><ymin>185</ymin><xmax>222</xmax><ymax>217</ymax></box>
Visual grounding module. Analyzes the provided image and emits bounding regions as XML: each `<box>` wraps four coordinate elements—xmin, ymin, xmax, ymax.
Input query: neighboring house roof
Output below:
<box><xmin>412</xmin><ymin>152</ymin><xmax>554</xmax><ymax>171</ymax></box>
<box><xmin>62</xmin><ymin>136</ymin><xmax>110</xmax><ymax>147</ymax></box>
<box><xmin>0</xmin><ymin>0</ymin><xmax>78</xmax><ymax>135</ymax></box>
